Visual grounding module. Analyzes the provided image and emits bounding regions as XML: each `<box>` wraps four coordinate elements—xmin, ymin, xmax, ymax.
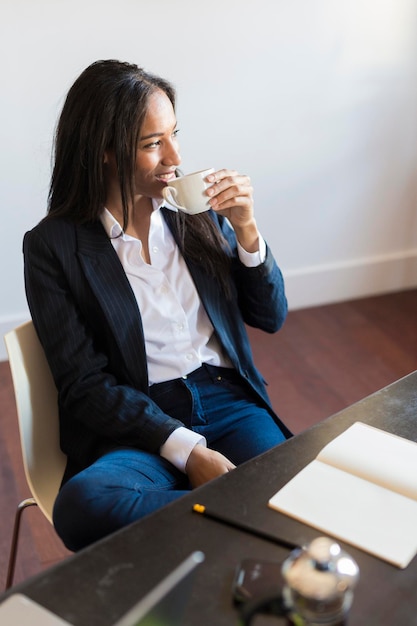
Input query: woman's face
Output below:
<box><xmin>133</xmin><ymin>89</ymin><xmax>181</xmax><ymax>199</ymax></box>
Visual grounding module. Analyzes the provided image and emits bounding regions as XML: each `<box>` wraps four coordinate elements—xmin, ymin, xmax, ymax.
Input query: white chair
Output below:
<box><xmin>4</xmin><ymin>320</ymin><xmax>67</xmax><ymax>589</ymax></box>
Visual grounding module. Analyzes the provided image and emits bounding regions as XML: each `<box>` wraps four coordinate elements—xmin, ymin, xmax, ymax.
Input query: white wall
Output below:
<box><xmin>1</xmin><ymin>0</ymin><xmax>417</xmax><ymax>360</ymax></box>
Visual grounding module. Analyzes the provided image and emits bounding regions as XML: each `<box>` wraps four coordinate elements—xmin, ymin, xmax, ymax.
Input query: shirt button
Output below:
<box><xmin>185</xmin><ymin>353</ymin><xmax>194</xmax><ymax>361</ymax></box>
<box><xmin>152</xmin><ymin>246</ymin><xmax>159</xmax><ymax>253</ymax></box>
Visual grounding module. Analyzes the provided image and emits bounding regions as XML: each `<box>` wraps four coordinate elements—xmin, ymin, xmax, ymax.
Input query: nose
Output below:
<box><xmin>162</xmin><ymin>138</ymin><xmax>181</xmax><ymax>167</ymax></box>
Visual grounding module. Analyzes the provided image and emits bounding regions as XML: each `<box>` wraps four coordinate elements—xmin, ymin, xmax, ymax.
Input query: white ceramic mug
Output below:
<box><xmin>162</xmin><ymin>168</ymin><xmax>215</xmax><ymax>214</ymax></box>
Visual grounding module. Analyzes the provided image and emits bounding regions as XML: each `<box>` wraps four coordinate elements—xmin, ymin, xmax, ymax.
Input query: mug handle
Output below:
<box><xmin>162</xmin><ymin>186</ymin><xmax>187</xmax><ymax>212</ymax></box>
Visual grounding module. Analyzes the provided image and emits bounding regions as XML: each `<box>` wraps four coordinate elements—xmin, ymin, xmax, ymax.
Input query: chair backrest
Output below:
<box><xmin>4</xmin><ymin>320</ymin><xmax>66</xmax><ymax>523</ymax></box>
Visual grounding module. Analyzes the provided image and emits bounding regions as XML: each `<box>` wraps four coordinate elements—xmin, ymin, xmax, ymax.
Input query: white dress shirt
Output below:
<box><xmin>100</xmin><ymin>199</ymin><xmax>265</xmax><ymax>471</ymax></box>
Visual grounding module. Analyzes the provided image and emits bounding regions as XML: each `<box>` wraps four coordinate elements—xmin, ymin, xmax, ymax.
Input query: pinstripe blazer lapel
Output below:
<box><xmin>76</xmin><ymin>222</ymin><xmax>148</xmax><ymax>388</ymax></box>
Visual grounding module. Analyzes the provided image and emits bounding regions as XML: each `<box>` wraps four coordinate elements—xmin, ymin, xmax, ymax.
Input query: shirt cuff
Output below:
<box><xmin>160</xmin><ymin>426</ymin><xmax>207</xmax><ymax>473</ymax></box>
<box><xmin>237</xmin><ymin>234</ymin><xmax>266</xmax><ymax>266</ymax></box>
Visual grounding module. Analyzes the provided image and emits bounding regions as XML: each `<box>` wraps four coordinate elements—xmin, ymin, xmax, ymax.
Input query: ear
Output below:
<box><xmin>103</xmin><ymin>151</ymin><xmax>109</xmax><ymax>164</ymax></box>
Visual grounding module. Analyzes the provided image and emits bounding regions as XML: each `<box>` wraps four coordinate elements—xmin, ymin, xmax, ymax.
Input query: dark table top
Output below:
<box><xmin>3</xmin><ymin>371</ymin><xmax>417</xmax><ymax>625</ymax></box>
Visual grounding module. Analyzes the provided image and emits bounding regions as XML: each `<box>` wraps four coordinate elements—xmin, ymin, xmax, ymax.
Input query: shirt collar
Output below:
<box><xmin>101</xmin><ymin>198</ymin><xmax>179</xmax><ymax>238</ymax></box>
<box><xmin>100</xmin><ymin>207</ymin><xmax>123</xmax><ymax>238</ymax></box>
<box><xmin>100</xmin><ymin>197</ymin><xmax>178</xmax><ymax>238</ymax></box>
<box><xmin>154</xmin><ymin>196</ymin><xmax>178</xmax><ymax>213</ymax></box>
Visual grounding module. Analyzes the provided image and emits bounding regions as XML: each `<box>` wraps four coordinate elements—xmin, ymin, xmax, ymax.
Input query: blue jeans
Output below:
<box><xmin>53</xmin><ymin>365</ymin><xmax>286</xmax><ymax>550</ymax></box>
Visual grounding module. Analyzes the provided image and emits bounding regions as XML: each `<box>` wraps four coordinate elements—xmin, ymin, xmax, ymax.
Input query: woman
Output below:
<box><xmin>23</xmin><ymin>59</ymin><xmax>291</xmax><ymax>551</ymax></box>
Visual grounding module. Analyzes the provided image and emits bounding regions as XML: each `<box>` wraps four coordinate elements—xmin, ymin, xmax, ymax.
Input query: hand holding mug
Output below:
<box><xmin>206</xmin><ymin>169</ymin><xmax>259</xmax><ymax>252</ymax></box>
<box><xmin>162</xmin><ymin>167</ymin><xmax>259</xmax><ymax>252</ymax></box>
<box><xmin>206</xmin><ymin>169</ymin><xmax>254</xmax><ymax>226</ymax></box>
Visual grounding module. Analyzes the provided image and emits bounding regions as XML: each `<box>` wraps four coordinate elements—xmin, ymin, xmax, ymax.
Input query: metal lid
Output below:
<box><xmin>282</xmin><ymin>537</ymin><xmax>360</xmax><ymax>601</ymax></box>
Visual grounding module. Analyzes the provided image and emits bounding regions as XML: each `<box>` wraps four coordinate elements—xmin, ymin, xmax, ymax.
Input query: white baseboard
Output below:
<box><xmin>1</xmin><ymin>249</ymin><xmax>417</xmax><ymax>361</ymax></box>
<box><xmin>284</xmin><ymin>248</ymin><xmax>417</xmax><ymax>310</ymax></box>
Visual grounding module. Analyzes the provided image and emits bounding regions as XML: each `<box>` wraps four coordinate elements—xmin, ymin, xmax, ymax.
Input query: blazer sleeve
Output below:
<box><xmin>23</xmin><ymin>222</ymin><xmax>183</xmax><ymax>460</ymax></box>
<box><xmin>218</xmin><ymin>216</ymin><xmax>288</xmax><ymax>333</ymax></box>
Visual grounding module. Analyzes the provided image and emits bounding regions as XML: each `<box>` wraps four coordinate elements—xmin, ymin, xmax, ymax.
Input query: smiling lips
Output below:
<box><xmin>156</xmin><ymin>171</ymin><xmax>176</xmax><ymax>184</ymax></box>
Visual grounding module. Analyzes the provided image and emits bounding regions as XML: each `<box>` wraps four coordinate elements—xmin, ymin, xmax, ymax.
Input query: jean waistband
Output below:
<box><xmin>149</xmin><ymin>364</ymin><xmax>239</xmax><ymax>398</ymax></box>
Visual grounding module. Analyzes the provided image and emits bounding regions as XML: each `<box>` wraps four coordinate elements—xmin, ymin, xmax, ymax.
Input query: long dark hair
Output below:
<box><xmin>48</xmin><ymin>59</ymin><xmax>231</xmax><ymax>290</ymax></box>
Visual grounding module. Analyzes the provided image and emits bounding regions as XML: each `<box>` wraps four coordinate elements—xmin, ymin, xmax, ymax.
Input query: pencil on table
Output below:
<box><xmin>192</xmin><ymin>504</ymin><xmax>298</xmax><ymax>551</ymax></box>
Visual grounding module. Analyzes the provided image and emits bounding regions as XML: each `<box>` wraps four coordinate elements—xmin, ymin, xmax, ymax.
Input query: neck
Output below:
<box><xmin>106</xmin><ymin>194</ymin><xmax>154</xmax><ymax>230</ymax></box>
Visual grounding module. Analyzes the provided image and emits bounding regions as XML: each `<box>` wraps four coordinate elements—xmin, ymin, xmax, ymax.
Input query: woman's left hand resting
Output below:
<box><xmin>185</xmin><ymin>444</ymin><xmax>236</xmax><ymax>488</ymax></box>
<box><xmin>206</xmin><ymin>169</ymin><xmax>260</xmax><ymax>253</ymax></box>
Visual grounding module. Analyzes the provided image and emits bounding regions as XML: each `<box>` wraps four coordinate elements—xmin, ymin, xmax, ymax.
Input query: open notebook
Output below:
<box><xmin>0</xmin><ymin>551</ymin><xmax>204</xmax><ymax>626</ymax></box>
<box><xmin>268</xmin><ymin>421</ymin><xmax>417</xmax><ymax>568</ymax></box>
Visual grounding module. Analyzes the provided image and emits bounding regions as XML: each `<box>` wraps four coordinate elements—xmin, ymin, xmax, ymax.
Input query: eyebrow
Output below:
<box><xmin>140</xmin><ymin>132</ymin><xmax>163</xmax><ymax>141</ymax></box>
<box><xmin>139</xmin><ymin>123</ymin><xmax>178</xmax><ymax>142</ymax></box>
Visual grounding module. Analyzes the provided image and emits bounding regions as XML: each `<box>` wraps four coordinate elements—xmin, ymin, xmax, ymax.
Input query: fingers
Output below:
<box><xmin>223</xmin><ymin>458</ymin><xmax>237</xmax><ymax>472</ymax></box>
<box><xmin>206</xmin><ymin>169</ymin><xmax>238</xmax><ymax>186</ymax></box>
<box><xmin>206</xmin><ymin>170</ymin><xmax>253</xmax><ymax>211</ymax></box>
<box><xmin>186</xmin><ymin>445</ymin><xmax>236</xmax><ymax>488</ymax></box>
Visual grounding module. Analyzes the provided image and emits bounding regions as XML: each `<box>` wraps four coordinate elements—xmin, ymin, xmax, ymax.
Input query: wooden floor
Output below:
<box><xmin>1</xmin><ymin>288</ymin><xmax>417</xmax><ymax>591</ymax></box>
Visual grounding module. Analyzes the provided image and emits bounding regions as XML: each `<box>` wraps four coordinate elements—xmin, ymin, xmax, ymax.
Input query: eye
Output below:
<box><xmin>144</xmin><ymin>139</ymin><xmax>161</xmax><ymax>149</ymax></box>
<box><xmin>141</xmin><ymin>128</ymin><xmax>179</xmax><ymax>150</ymax></box>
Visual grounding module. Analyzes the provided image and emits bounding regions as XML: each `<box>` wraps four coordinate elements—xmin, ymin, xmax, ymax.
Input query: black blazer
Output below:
<box><xmin>23</xmin><ymin>210</ymin><xmax>291</xmax><ymax>482</ymax></box>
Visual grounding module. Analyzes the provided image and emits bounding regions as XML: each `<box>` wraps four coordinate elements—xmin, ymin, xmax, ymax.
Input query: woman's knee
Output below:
<box><xmin>52</xmin><ymin>452</ymin><xmax>189</xmax><ymax>550</ymax></box>
<box><xmin>53</xmin><ymin>471</ymin><xmax>126</xmax><ymax>551</ymax></box>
